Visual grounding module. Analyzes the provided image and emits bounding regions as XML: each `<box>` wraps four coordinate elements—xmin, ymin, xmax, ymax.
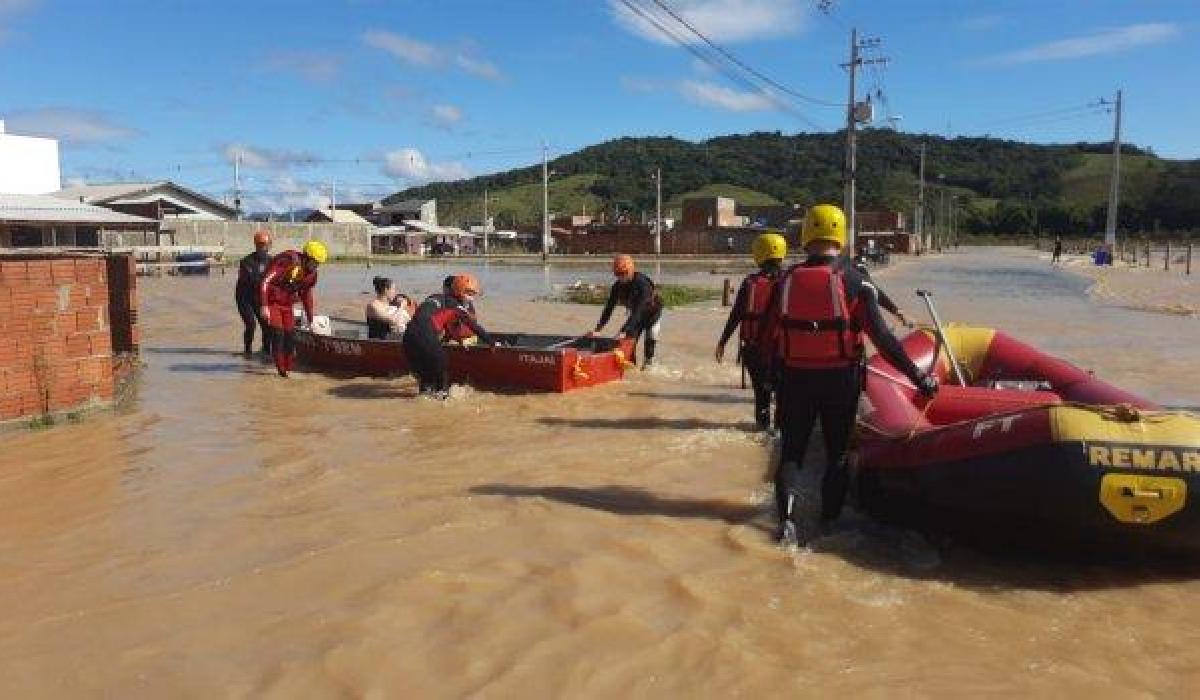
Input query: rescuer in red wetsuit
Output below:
<box><xmin>759</xmin><ymin>205</ymin><xmax>937</xmax><ymax>545</ymax></box>
<box><xmin>258</xmin><ymin>240</ymin><xmax>327</xmax><ymax>377</ymax></box>
<box><xmin>715</xmin><ymin>232</ymin><xmax>788</xmax><ymax>431</ymax></box>
<box><xmin>235</xmin><ymin>229</ymin><xmax>274</xmax><ymax>356</ymax></box>
<box><xmin>402</xmin><ymin>273</ymin><xmax>495</xmax><ymax>397</ymax></box>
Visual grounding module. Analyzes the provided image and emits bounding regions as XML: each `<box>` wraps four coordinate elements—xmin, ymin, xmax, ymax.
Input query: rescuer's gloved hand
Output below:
<box><xmin>917</xmin><ymin>373</ymin><xmax>939</xmax><ymax>398</ymax></box>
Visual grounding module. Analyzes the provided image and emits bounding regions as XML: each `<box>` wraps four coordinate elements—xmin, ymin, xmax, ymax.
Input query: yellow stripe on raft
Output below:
<box><xmin>918</xmin><ymin>324</ymin><xmax>996</xmax><ymax>383</ymax></box>
<box><xmin>1050</xmin><ymin>405</ymin><xmax>1200</xmax><ymax>448</ymax></box>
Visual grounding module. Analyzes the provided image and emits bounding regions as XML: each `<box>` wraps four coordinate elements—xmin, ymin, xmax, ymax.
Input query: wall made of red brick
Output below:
<box><xmin>0</xmin><ymin>256</ymin><xmax>117</xmax><ymax>422</ymax></box>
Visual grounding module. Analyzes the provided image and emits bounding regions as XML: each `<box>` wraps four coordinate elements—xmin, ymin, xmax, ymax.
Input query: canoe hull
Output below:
<box><xmin>294</xmin><ymin>330</ymin><xmax>635</xmax><ymax>393</ymax></box>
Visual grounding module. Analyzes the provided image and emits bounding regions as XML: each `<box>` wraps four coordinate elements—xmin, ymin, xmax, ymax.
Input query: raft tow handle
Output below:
<box><xmin>915</xmin><ymin>289</ymin><xmax>968</xmax><ymax>388</ymax></box>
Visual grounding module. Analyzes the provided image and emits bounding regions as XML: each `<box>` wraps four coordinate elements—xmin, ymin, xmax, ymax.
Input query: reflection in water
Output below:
<box><xmin>2</xmin><ymin>249</ymin><xmax>1199</xmax><ymax>696</ymax></box>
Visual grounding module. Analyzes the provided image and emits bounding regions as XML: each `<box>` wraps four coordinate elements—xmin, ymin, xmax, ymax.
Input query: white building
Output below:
<box><xmin>0</xmin><ymin>120</ymin><xmax>61</xmax><ymax>195</ymax></box>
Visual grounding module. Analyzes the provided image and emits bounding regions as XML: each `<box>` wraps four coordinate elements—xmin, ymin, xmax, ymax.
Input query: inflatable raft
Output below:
<box><xmin>856</xmin><ymin>324</ymin><xmax>1200</xmax><ymax>554</ymax></box>
<box><xmin>294</xmin><ymin>323</ymin><xmax>636</xmax><ymax>393</ymax></box>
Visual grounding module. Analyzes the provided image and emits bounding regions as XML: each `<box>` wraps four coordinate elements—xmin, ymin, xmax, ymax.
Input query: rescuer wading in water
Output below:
<box><xmin>403</xmin><ymin>273</ymin><xmax>495</xmax><ymax>398</ymax></box>
<box><xmin>235</xmin><ymin>229</ymin><xmax>274</xmax><ymax>356</ymax></box>
<box><xmin>715</xmin><ymin>231</ymin><xmax>788</xmax><ymax>431</ymax></box>
<box><xmin>759</xmin><ymin>204</ymin><xmax>938</xmax><ymax>545</ymax></box>
<box><xmin>258</xmin><ymin>239</ymin><xmax>326</xmax><ymax>377</ymax></box>
<box><xmin>588</xmin><ymin>254</ymin><xmax>663</xmax><ymax>368</ymax></box>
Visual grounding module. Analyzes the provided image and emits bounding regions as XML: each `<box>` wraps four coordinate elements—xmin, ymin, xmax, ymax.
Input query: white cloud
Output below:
<box><xmin>362</xmin><ymin>30</ymin><xmax>440</xmax><ymax>66</ymax></box>
<box><xmin>428</xmin><ymin>104</ymin><xmax>463</xmax><ymax>129</ymax></box>
<box><xmin>979</xmin><ymin>22</ymin><xmax>1181</xmax><ymax>65</ymax></box>
<box><xmin>455</xmin><ymin>54</ymin><xmax>502</xmax><ymax>81</ymax></box>
<box><xmin>363</xmin><ymin>29</ymin><xmax>503</xmax><ymax>81</ymax></box>
<box><xmin>609</xmin><ymin>0</ymin><xmax>806</xmax><ymax>45</ymax></box>
<box><xmin>221</xmin><ymin>143</ymin><xmax>318</xmax><ymax>170</ymax></box>
<box><xmin>0</xmin><ymin>0</ymin><xmax>36</xmax><ymax>44</ymax></box>
<box><xmin>959</xmin><ymin>14</ymin><xmax>1005</xmax><ymax>32</ymax></box>
<box><xmin>4</xmin><ymin>108</ymin><xmax>138</xmax><ymax>144</ymax></box>
<box><xmin>679</xmin><ymin>80</ymin><xmax>772</xmax><ymax>111</ymax></box>
<box><xmin>260</xmin><ymin>50</ymin><xmax>343</xmax><ymax>83</ymax></box>
<box><xmin>383</xmin><ymin>148</ymin><xmax>469</xmax><ymax>182</ymax></box>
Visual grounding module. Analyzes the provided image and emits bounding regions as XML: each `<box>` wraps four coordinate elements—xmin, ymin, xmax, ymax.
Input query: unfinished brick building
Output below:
<box><xmin>0</xmin><ymin>251</ymin><xmax>138</xmax><ymax>425</ymax></box>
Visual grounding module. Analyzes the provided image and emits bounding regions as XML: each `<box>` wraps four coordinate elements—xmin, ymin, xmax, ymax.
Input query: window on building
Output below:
<box><xmin>77</xmin><ymin>227</ymin><xmax>100</xmax><ymax>247</ymax></box>
<box><xmin>11</xmin><ymin>226</ymin><xmax>46</xmax><ymax>247</ymax></box>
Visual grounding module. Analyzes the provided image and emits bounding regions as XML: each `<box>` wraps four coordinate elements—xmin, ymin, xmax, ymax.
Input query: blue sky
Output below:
<box><xmin>1</xmin><ymin>0</ymin><xmax>1195</xmax><ymax>211</ymax></box>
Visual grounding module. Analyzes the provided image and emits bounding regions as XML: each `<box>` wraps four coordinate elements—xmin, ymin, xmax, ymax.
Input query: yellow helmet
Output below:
<box><xmin>302</xmin><ymin>240</ymin><xmax>329</xmax><ymax>264</ymax></box>
<box><xmin>751</xmin><ymin>232</ymin><xmax>787</xmax><ymax>266</ymax></box>
<box><xmin>801</xmin><ymin>204</ymin><xmax>847</xmax><ymax>249</ymax></box>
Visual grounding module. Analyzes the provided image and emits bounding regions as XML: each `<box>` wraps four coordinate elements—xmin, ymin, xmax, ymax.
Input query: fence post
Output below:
<box><xmin>1188</xmin><ymin>244</ymin><xmax>1193</xmax><ymax>276</ymax></box>
<box><xmin>1145</xmin><ymin>242</ymin><xmax>1151</xmax><ymax>267</ymax></box>
<box><xmin>722</xmin><ymin>278</ymin><xmax>733</xmax><ymax>307</ymax></box>
<box><xmin>1165</xmin><ymin>240</ymin><xmax>1171</xmax><ymax>271</ymax></box>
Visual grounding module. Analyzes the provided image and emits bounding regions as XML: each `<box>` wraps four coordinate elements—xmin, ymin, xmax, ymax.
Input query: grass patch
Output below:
<box><xmin>550</xmin><ymin>283</ymin><xmax>721</xmax><ymax>308</ymax></box>
<box><xmin>28</xmin><ymin>414</ymin><xmax>56</xmax><ymax>430</ymax></box>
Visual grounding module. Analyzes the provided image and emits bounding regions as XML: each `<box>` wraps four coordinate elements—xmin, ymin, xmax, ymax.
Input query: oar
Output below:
<box><xmin>915</xmin><ymin>289</ymin><xmax>967</xmax><ymax>387</ymax></box>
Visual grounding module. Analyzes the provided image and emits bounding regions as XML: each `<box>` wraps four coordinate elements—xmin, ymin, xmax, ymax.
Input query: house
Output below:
<box><xmin>304</xmin><ymin>208</ymin><xmax>373</xmax><ymax>226</ymax></box>
<box><xmin>0</xmin><ymin>120</ymin><xmax>61</xmax><ymax>195</ymax></box>
<box><xmin>374</xmin><ymin>198</ymin><xmax>437</xmax><ymax>227</ymax></box>
<box><xmin>681</xmin><ymin>196</ymin><xmax>738</xmax><ymax>229</ymax></box>
<box><xmin>1</xmin><ymin>193</ymin><xmax>158</xmax><ymax>248</ymax></box>
<box><xmin>54</xmin><ymin>181</ymin><xmax>236</xmax><ymax>222</ymax></box>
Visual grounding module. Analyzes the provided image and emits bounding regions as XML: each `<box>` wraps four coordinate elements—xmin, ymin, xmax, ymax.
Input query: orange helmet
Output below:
<box><xmin>612</xmin><ymin>254</ymin><xmax>635</xmax><ymax>279</ymax></box>
<box><xmin>449</xmin><ymin>273</ymin><xmax>480</xmax><ymax>299</ymax></box>
<box><xmin>253</xmin><ymin>229</ymin><xmax>271</xmax><ymax>246</ymax></box>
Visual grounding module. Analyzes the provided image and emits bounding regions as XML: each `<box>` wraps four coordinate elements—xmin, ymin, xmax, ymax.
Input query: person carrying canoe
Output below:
<box><xmin>235</xmin><ymin>229</ymin><xmax>274</xmax><ymax>356</ymax></box>
<box><xmin>715</xmin><ymin>231</ymin><xmax>787</xmax><ymax>431</ymax></box>
<box><xmin>403</xmin><ymin>273</ymin><xmax>495</xmax><ymax>397</ymax></box>
<box><xmin>365</xmin><ymin>276</ymin><xmax>413</xmax><ymax>340</ymax></box>
<box><xmin>258</xmin><ymin>240</ymin><xmax>327</xmax><ymax>377</ymax></box>
<box><xmin>759</xmin><ymin>204</ymin><xmax>938</xmax><ymax>545</ymax></box>
<box><xmin>587</xmin><ymin>254</ymin><xmax>663</xmax><ymax>368</ymax></box>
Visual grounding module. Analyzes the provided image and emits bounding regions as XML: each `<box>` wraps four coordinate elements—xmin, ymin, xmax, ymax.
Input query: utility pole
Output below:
<box><xmin>233</xmin><ymin>150</ymin><xmax>242</xmax><ymax>221</ymax></box>
<box><xmin>1099</xmin><ymin>89</ymin><xmax>1123</xmax><ymax>247</ymax></box>
<box><xmin>652</xmin><ymin>167</ymin><xmax>662</xmax><ymax>256</ymax></box>
<box><xmin>916</xmin><ymin>143</ymin><xmax>926</xmax><ymax>251</ymax></box>
<box><xmin>841</xmin><ymin>28</ymin><xmax>886</xmax><ymax>254</ymax></box>
<box><xmin>542</xmin><ymin>142</ymin><xmax>550</xmax><ymax>263</ymax></box>
<box><xmin>482</xmin><ymin>187</ymin><xmax>491</xmax><ymax>257</ymax></box>
<box><xmin>330</xmin><ymin>178</ymin><xmax>337</xmax><ymax>213</ymax></box>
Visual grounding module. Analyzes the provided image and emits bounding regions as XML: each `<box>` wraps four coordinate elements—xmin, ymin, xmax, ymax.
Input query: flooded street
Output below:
<box><xmin>3</xmin><ymin>247</ymin><xmax>1200</xmax><ymax>697</ymax></box>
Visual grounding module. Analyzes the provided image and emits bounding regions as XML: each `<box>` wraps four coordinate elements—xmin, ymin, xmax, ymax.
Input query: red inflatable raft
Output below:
<box><xmin>294</xmin><ymin>324</ymin><xmax>636</xmax><ymax>393</ymax></box>
<box><xmin>856</xmin><ymin>324</ymin><xmax>1200</xmax><ymax>554</ymax></box>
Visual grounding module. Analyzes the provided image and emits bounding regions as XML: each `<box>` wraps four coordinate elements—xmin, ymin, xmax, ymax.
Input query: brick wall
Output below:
<box><xmin>552</xmin><ymin>226</ymin><xmax>771</xmax><ymax>256</ymax></box>
<box><xmin>0</xmin><ymin>253</ymin><xmax>134</xmax><ymax>424</ymax></box>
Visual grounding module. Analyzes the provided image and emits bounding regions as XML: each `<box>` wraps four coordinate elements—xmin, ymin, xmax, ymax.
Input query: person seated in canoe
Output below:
<box><xmin>759</xmin><ymin>204</ymin><xmax>937</xmax><ymax>546</ymax></box>
<box><xmin>440</xmin><ymin>274</ymin><xmax>480</xmax><ymax>346</ymax></box>
<box><xmin>259</xmin><ymin>239</ymin><xmax>327</xmax><ymax>378</ymax></box>
<box><xmin>365</xmin><ymin>276</ymin><xmax>414</xmax><ymax>340</ymax></box>
<box><xmin>715</xmin><ymin>232</ymin><xmax>787</xmax><ymax>431</ymax></box>
<box><xmin>586</xmin><ymin>254</ymin><xmax>663</xmax><ymax>368</ymax></box>
<box><xmin>403</xmin><ymin>274</ymin><xmax>496</xmax><ymax>397</ymax></box>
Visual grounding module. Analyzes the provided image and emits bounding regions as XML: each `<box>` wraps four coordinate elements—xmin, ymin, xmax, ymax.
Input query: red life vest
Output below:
<box><xmin>738</xmin><ymin>271</ymin><xmax>774</xmax><ymax>345</ymax></box>
<box><xmin>776</xmin><ymin>263</ymin><xmax>863</xmax><ymax>369</ymax></box>
<box><xmin>423</xmin><ymin>294</ymin><xmax>473</xmax><ymax>339</ymax></box>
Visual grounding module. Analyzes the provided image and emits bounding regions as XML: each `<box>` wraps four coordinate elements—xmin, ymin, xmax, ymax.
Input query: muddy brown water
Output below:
<box><xmin>3</xmin><ymin>248</ymin><xmax>1200</xmax><ymax>697</ymax></box>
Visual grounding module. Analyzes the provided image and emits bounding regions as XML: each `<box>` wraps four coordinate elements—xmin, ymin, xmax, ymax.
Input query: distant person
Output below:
<box><xmin>403</xmin><ymin>274</ymin><xmax>495</xmax><ymax>397</ymax></box>
<box><xmin>235</xmin><ymin>229</ymin><xmax>273</xmax><ymax>356</ymax></box>
<box><xmin>588</xmin><ymin>254</ymin><xmax>663</xmax><ymax>368</ymax></box>
<box><xmin>715</xmin><ymin>232</ymin><xmax>787</xmax><ymax>430</ymax></box>
<box><xmin>759</xmin><ymin>204</ymin><xmax>937</xmax><ymax>545</ymax></box>
<box><xmin>365</xmin><ymin>276</ymin><xmax>413</xmax><ymax>340</ymax></box>
<box><xmin>726</xmin><ymin>236</ymin><xmax>734</xmax><ymax>253</ymax></box>
<box><xmin>1052</xmin><ymin>237</ymin><xmax>1064</xmax><ymax>265</ymax></box>
<box><xmin>258</xmin><ymin>240</ymin><xmax>327</xmax><ymax>377</ymax></box>
<box><xmin>850</xmin><ymin>251</ymin><xmax>910</xmax><ymax>327</ymax></box>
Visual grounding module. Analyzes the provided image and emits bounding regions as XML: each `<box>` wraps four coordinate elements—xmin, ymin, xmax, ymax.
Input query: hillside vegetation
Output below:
<box><xmin>387</xmin><ymin>131</ymin><xmax>1199</xmax><ymax>236</ymax></box>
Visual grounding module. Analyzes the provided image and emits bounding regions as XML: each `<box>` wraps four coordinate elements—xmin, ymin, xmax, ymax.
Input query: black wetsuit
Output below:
<box><xmin>717</xmin><ymin>261</ymin><xmax>781</xmax><ymax>429</ymax></box>
<box><xmin>235</xmin><ymin>250</ymin><xmax>273</xmax><ymax>354</ymax></box>
<box><xmin>761</xmin><ymin>255</ymin><xmax>927</xmax><ymax>523</ymax></box>
<box><xmin>595</xmin><ymin>272</ymin><xmax>663</xmax><ymax>364</ymax></box>
<box><xmin>852</xmin><ymin>256</ymin><xmax>900</xmax><ymax>316</ymax></box>
<box><xmin>403</xmin><ymin>294</ymin><xmax>493</xmax><ymax>394</ymax></box>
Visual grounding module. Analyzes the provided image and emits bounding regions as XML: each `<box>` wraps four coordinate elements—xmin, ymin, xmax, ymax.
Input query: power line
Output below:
<box><xmin>615</xmin><ymin>0</ymin><xmax>827</xmax><ymax>130</ymax></box>
<box><xmin>647</xmin><ymin>0</ymin><xmax>841</xmax><ymax>108</ymax></box>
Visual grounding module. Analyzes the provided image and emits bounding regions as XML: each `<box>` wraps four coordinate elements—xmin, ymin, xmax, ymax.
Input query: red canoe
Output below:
<box><xmin>854</xmin><ymin>324</ymin><xmax>1200</xmax><ymax>554</ymax></box>
<box><xmin>294</xmin><ymin>326</ymin><xmax>636</xmax><ymax>393</ymax></box>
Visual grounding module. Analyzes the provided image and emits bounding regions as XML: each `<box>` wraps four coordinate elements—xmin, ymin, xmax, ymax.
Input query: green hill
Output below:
<box><xmin>388</xmin><ymin>131</ymin><xmax>1198</xmax><ymax>236</ymax></box>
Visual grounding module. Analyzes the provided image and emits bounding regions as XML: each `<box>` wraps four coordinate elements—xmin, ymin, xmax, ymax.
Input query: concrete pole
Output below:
<box><xmin>916</xmin><ymin>143</ymin><xmax>926</xmax><ymax>251</ymax></box>
<box><xmin>655</xmin><ymin>167</ymin><xmax>662</xmax><ymax>257</ymax></box>
<box><xmin>542</xmin><ymin>143</ymin><xmax>549</xmax><ymax>263</ymax></box>
<box><xmin>843</xmin><ymin>27</ymin><xmax>859</xmax><ymax>254</ymax></box>
<box><xmin>1104</xmin><ymin>89</ymin><xmax>1123</xmax><ymax>247</ymax></box>
<box><xmin>483</xmin><ymin>187</ymin><xmax>489</xmax><ymax>257</ymax></box>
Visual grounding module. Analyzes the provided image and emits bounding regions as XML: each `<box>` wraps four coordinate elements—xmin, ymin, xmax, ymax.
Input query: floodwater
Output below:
<box><xmin>2</xmin><ymin>247</ymin><xmax>1200</xmax><ymax>697</ymax></box>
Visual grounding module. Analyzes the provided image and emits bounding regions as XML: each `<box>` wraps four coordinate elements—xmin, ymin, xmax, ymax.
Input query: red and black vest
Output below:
<box><xmin>738</xmin><ymin>271</ymin><xmax>775</xmax><ymax>345</ymax></box>
<box><xmin>423</xmin><ymin>294</ymin><xmax>473</xmax><ymax>339</ymax></box>
<box><xmin>776</xmin><ymin>263</ymin><xmax>863</xmax><ymax>369</ymax></box>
